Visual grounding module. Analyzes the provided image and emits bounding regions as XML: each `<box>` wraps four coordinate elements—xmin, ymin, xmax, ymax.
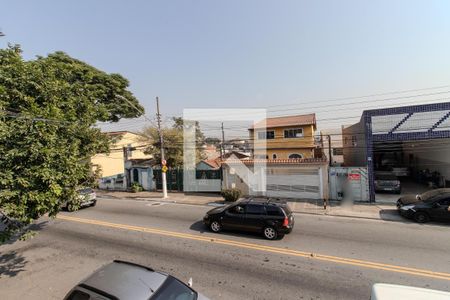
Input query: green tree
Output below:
<box><xmin>0</xmin><ymin>45</ymin><xmax>143</xmax><ymax>227</ymax></box>
<box><xmin>141</xmin><ymin>117</ymin><xmax>205</xmax><ymax>167</ymax></box>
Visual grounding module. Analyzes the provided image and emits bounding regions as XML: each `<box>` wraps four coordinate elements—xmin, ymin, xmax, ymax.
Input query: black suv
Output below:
<box><xmin>203</xmin><ymin>198</ymin><xmax>294</xmax><ymax>240</ymax></box>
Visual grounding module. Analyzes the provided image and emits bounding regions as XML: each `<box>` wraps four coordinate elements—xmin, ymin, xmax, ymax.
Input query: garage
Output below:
<box><xmin>343</xmin><ymin>102</ymin><xmax>450</xmax><ymax>202</ymax></box>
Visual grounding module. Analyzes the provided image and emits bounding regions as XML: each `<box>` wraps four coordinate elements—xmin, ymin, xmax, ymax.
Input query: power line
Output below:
<box><xmin>265</xmin><ymin>84</ymin><xmax>450</xmax><ymax>108</ymax></box>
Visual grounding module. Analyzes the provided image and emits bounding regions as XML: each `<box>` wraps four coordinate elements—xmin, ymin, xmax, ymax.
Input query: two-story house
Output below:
<box><xmin>249</xmin><ymin>113</ymin><xmax>317</xmax><ymax>159</ymax></box>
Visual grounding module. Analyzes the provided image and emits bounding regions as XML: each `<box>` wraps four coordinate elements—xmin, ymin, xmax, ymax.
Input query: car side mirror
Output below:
<box><xmin>415</xmin><ymin>195</ymin><xmax>421</xmax><ymax>201</ymax></box>
<box><xmin>188</xmin><ymin>277</ymin><xmax>193</xmax><ymax>287</ymax></box>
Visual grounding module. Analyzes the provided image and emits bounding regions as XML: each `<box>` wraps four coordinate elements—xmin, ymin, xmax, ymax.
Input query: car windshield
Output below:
<box><xmin>375</xmin><ymin>174</ymin><xmax>397</xmax><ymax>180</ymax></box>
<box><xmin>78</xmin><ymin>188</ymin><xmax>93</xmax><ymax>194</ymax></box>
<box><xmin>419</xmin><ymin>190</ymin><xmax>443</xmax><ymax>201</ymax></box>
<box><xmin>151</xmin><ymin>276</ymin><xmax>196</xmax><ymax>300</ymax></box>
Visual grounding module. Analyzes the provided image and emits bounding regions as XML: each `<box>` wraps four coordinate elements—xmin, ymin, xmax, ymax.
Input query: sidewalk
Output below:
<box><xmin>95</xmin><ymin>190</ymin><xmax>403</xmax><ymax>222</ymax></box>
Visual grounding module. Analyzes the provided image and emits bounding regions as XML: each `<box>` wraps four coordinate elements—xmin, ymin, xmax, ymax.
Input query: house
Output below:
<box><xmin>249</xmin><ymin>114</ymin><xmax>317</xmax><ymax>160</ymax></box>
<box><xmin>124</xmin><ymin>158</ymin><xmax>154</xmax><ymax>191</ymax></box>
<box><xmin>320</xmin><ymin>128</ymin><xmax>344</xmax><ymax>165</ymax></box>
<box><xmin>202</xmin><ymin>144</ymin><xmax>220</xmax><ymax>160</ymax></box>
<box><xmin>91</xmin><ymin>131</ymin><xmax>152</xmax><ymax>177</ymax></box>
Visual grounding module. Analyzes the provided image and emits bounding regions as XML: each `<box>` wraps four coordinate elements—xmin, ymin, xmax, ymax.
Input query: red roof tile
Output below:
<box><xmin>222</xmin><ymin>158</ymin><xmax>327</xmax><ymax>165</ymax></box>
<box><xmin>251</xmin><ymin>113</ymin><xmax>316</xmax><ymax>129</ymax></box>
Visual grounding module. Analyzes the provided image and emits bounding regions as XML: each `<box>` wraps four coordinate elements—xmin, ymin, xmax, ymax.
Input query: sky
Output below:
<box><xmin>2</xmin><ymin>0</ymin><xmax>450</xmax><ymax>137</ymax></box>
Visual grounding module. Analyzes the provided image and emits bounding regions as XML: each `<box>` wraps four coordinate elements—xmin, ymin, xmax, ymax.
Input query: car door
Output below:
<box><xmin>432</xmin><ymin>197</ymin><xmax>450</xmax><ymax>221</ymax></box>
<box><xmin>221</xmin><ymin>205</ymin><xmax>245</xmax><ymax>230</ymax></box>
<box><xmin>243</xmin><ymin>204</ymin><xmax>267</xmax><ymax>232</ymax></box>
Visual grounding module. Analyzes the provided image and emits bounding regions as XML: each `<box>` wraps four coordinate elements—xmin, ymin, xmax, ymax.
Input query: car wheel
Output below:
<box><xmin>263</xmin><ymin>226</ymin><xmax>278</xmax><ymax>240</ymax></box>
<box><xmin>91</xmin><ymin>200</ymin><xmax>97</xmax><ymax>207</ymax></box>
<box><xmin>413</xmin><ymin>212</ymin><xmax>430</xmax><ymax>223</ymax></box>
<box><xmin>210</xmin><ymin>221</ymin><xmax>222</xmax><ymax>233</ymax></box>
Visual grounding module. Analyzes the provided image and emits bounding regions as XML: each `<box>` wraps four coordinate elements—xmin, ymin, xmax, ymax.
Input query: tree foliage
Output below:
<box><xmin>0</xmin><ymin>45</ymin><xmax>143</xmax><ymax>225</ymax></box>
<box><xmin>140</xmin><ymin>117</ymin><xmax>205</xmax><ymax>167</ymax></box>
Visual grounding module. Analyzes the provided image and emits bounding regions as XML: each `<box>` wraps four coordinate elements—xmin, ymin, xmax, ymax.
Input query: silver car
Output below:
<box><xmin>62</xmin><ymin>187</ymin><xmax>97</xmax><ymax>211</ymax></box>
<box><xmin>64</xmin><ymin>260</ymin><xmax>209</xmax><ymax>300</ymax></box>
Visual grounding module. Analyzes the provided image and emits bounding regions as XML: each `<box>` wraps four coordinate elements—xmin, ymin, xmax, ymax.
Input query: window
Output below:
<box><xmin>66</xmin><ymin>290</ymin><xmax>90</xmax><ymax>300</ymax></box>
<box><xmin>333</xmin><ymin>148</ymin><xmax>343</xmax><ymax>155</ymax></box>
<box><xmin>152</xmin><ymin>276</ymin><xmax>196</xmax><ymax>300</ymax></box>
<box><xmin>437</xmin><ymin>198</ymin><xmax>450</xmax><ymax>206</ymax></box>
<box><xmin>265</xmin><ymin>205</ymin><xmax>283</xmax><ymax>216</ymax></box>
<box><xmin>272</xmin><ymin>154</ymin><xmax>277</xmax><ymax>159</ymax></box>
<box><xmin>284</xmin><ymin>128</ymin><xmax>303</xmax><ymax>138</ymax></box>
<box><xmin>257</xmin><ymin>131</ymin><xmax>275</xmax><ymax>139</ymax></box>
<box><xmin>351</xmin><ymin>136</ymin><xmax>357</xmax><ymax>146</ymax></box>
<box><xmin>228</xmin><ymin>205</ymin><xmax>244</xmax><ymax>214</ymax></box>
<box><xmin>245</xmin><ymin>204</ymin><xmax>266</xmax><ymax>215</ymax></box>
<box><xmin>288</xmin><ymin>153</ymin><xmax>303</xmax><ymax>159</ymax></box>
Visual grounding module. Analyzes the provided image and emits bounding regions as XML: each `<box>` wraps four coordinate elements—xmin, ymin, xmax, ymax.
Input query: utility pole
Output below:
<box><xmin>327</xmin><ymin>135</ymin><xmax>332</xmax><ymax>167</ymax></box>
<box><xmin>156</xmin><ymin>97</ymin><xmax>168</xmax><ymax>198</ymax></box>
<box><xmin>221</xmin><ymin>122</ymin><xmax>225</xmax><ymax>160</ymax></box>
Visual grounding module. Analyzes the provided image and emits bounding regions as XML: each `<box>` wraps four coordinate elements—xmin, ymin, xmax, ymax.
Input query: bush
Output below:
<box><xmin>131</xmin><ymin>182</ymin><xmax>143</xmax><ymax>193</ymax></box>
<box><xmin>221</xmin><ymin>188</ymin><xmax>242</xmax><ymax>202</ymax></box>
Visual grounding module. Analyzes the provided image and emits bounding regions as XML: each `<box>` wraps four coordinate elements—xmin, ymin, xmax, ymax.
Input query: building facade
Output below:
<box><xmin>91</xmin><ymin>131</ymin><xmax>152</xmax><ymax>177</ymax></box>
<box><xmin>320</xmin><ymin>128</ymin><xmax>344</xmax><ymax>165</ymax></box>
<box><xmin>342</xmin><ymin>102</ymin><xmax>450</xmax><ymax>202</ymax></box>
<box><xmin>249</xmin><ymin>114</ymin><xmax>317</xmax><ymax>160</ymax></box>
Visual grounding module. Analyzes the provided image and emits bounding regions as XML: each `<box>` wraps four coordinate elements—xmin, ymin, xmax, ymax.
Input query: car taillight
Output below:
<box><xmin>283</xmin><ymin>217</ymin><xmax>289</xmax><ymax>227</ymax></box>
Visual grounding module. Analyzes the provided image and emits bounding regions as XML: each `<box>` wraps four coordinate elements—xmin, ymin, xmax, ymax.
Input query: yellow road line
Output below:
<box><xmin>56</xmin><ymin>215</ymin><xmax>450</xmax><ymax>281</ymax></box>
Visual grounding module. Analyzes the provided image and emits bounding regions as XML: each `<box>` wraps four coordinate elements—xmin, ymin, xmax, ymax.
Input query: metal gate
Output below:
<box><xmin>265</xmin><ymin>167</ymin><xmax>322</xmax><ymax>199</ymax></box>
<box><xmin>329</xmin><ymin>167</ymin><xmax>369</xmax><ymax>201</ymax></box>
<box><xmin>153</xmin><ymin>168</ymin><xmax>184</xmax><ymax>191</ymax></box>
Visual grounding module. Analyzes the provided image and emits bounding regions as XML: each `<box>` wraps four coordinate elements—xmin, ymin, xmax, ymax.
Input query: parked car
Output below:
<box><xmin>371</xmin><ymin>283</ymin><xmax>450</xmax><ymax>300</ymax></box>
<box><xmin>203</xmin><ymin>198</ymin><xmax>294</xmax><ymax>240</ymax></box>
<box><xmin>62</xmin><ymin>187</ymin><xmax>97</xmax><ymax>211</ymax></box>
<box><xmin>390</xmin><ymin>167</ymin><xmax>409</xmax><ymax>177</ymax></box>
<box><xmin>64</xmin><ymin>260</ymin><xmax>209</xmax><ymax>300</ymax></box>
<box><xmin>374</xmin><ymin>173</ymin><xmax>401</xmax><ymax>194</ymax></box>
<box><xmin>397</xmin><ymin>188</ymin><xmax>450</xmax><ymax>223</ymax></box>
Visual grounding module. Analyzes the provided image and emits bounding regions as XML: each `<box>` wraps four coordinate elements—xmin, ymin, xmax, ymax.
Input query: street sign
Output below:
<box><xmin>162</xmin><ymin>159</ymin><xmax>167</xmax><ymax>166</ymax></box>
<box><xmin>348</xmin><ymin>173</ymin><xmax>361</xmax><ymax>180</ymax></box>
<box><xmin>162</xmin><ymin>165</ymin><xmax>168</xmax><ymax>173</ymax></box>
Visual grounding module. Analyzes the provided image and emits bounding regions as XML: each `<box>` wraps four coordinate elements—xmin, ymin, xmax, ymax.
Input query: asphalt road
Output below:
<box><xmin>1</xmin><ymin>197</ymin><xmax>449</xmax><ymax>300</ymax></box>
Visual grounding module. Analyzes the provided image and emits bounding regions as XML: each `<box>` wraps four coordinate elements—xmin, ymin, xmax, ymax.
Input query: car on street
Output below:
<box><xmin>64</xmin><ymin>260</ymin><xmax>209</xmax><ymax>300</ymax></box>
<box><xmin>203</xmin><ymin>197</ymin><xmax>294</xmax><ymax>240</ymax></box>
<box><xmin>374</xmin><ymin>172</ymin><xmax>401</xmax><ymax>194</ymax></box>
<box><xmin>396</xmin><ymin>188</ymin><xmax>450</xmax><ymax>223</ymax></box>
<box><xmin>62</xmin><ymin>187</ymin><xmax>97</xmax><ymax>211</ymax></box>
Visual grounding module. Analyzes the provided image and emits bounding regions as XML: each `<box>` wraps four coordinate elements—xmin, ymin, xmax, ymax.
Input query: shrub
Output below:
<box><xmin>131</xmin><ymin>182</ymin><xmax>143</xmax><ymax>193</ymax></box>
<box><xmin>221</xmin><ymin>188</ymin><xmax>242</xmax><ymax>202</ymax></box>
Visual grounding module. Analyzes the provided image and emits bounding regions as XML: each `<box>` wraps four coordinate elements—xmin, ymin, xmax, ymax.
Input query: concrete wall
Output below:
<box><xmin>342</xmin><ymin>121</ymin><xmax>367</xmax><ymax>167</ymax></box>
<box><xmin>222</xmin><ymin>163</ymin><xmax>329</xmax><ymax>200</ymax></box>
